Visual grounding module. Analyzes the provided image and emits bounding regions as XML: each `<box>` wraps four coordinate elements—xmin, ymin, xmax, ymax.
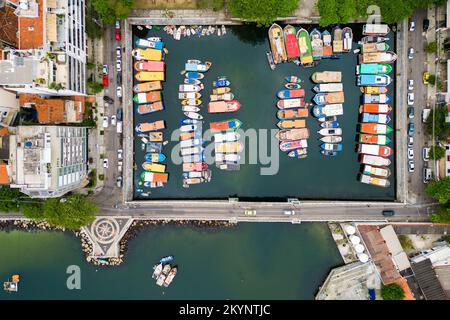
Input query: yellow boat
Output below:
<box><xmin>132</xmin><ymin>48</ymin><xmax>162</xmax><ymax>61</ymax></box>
<box><xmin>181</xmin><ymin>99</ymin><xmax>202</xmax><ymax>106</ymax></box>
<box><xmin>214</xmin><ymin>141</ymin><xmax>244</xmax><ymax>153</ymax></box>
<box><xmin>141</xmin><ymin>162</ymin><xmax>166</xmax><ymax>173</ymax></box>
<box><xmin>212</xmin><ymin>87</ymin><xmax>231</xmax><ymax>95</ymax></box>
<box><xmin>135</xmin><ymin>71</ymin><xmax>165</xmax><ymax>81</ymax></box>
<box><xmin>149</xmin><ymin>132</ymin><xmax>163</xmax><ymax>142</ymax></box>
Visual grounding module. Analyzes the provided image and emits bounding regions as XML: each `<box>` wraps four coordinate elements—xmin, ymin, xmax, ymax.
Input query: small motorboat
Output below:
<box><xmin>320</xmin><ymin>121</ymin><xmax>340</xmax><ymax>128</ymax></box>
<box><xmin>184</xmin><ymin>112</ymin><xmax>203</xmax><ymax>120</ymax></box>
<box><xmin>181</xmin><ymin>99</ymin><xmax>202</xmax><ymax>106</ymax></box>
<box><xmin>266</xmin><ymin>52</ymin><xmax>276</xmax><ymax>70</ymax></box>
<box><xmin>180</xmin><ymin>118</ymin><xmax>201</xmax><ymax>125</ymax></box>
<box><xmin>144</xmin><ymin>153</ymin><xmax>166</xmax><ymax>163</ymax></box>
<box><xmin>285</xmin><ymin>83</ymin><xmax>302</xmax><ymax>89</ymax></box>
<box><xmin>285</xmin><ymin>76</ymin><xmax>302</xmax><ymax>83</ymax></box>
<box><xmin>213</xmin><ymin>79</ymin><xmax>231</xmax><ymax>87</ymax></box>
<box><xmin>287</xmin><ymin>148</ymin><xmax>308</xmax><ymax>159</ymax></box>
<box><xmin>184</xmin><ymin>78</ymin><xmax>201</xmax><ymax>85</ymax></box>
<box><xmin>321</xmin><ymin>150</ymin><xmax>338</xmax><ymax>156</ymax></box>
<box><xmin>320</xmin><ymin>136</ymin><xmax>342</xmax><ymax>143</ymax></box>
<box><xmin>185</xmin><ymin>72</ymin><xmax>205</xmax><ymax>80</ymax></box>
<box><xmin>160</xmin><ymin>256</ymin><xmax>174</xmax><ymax>264</ymax></box>
<box><xmin>182</xmin><ymin>106</ymin><xmax>200</xmax><ymax>112</ymax></box>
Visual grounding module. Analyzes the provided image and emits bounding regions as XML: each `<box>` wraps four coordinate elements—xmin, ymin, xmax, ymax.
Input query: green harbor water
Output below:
<box><xmin>133</xmin><ymin>24</ymin><xmax>396</xmax><ymax>201</ymax></box>
<box><xmin>0</xmin><ymin>223</ymin><xmax>342</xmax><ymax>299</ymax></box>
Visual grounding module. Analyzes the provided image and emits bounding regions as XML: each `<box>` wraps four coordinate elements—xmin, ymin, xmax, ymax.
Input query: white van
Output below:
<box><xmin>422</xmin><ymin>109</ymin><xmax>431</xmax><ymax>123</ymax></box>
<box><xmin>116</xmin><ymin>121</ymin><xmax>123</xmax><ymax>133</ymax></box>
<box><xmin>423</xmin><ymin>167</ymin><xmax>432</xmax><ymax>183</ymax></box>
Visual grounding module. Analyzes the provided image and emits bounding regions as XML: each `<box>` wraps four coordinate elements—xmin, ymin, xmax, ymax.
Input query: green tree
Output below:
<box><xmin>91</xmin><ymin>0</ymin><xmax>135</xmax><ymax>25</ymax></box>
<box><xmin>426</xmin><ymin>177</ymin><xmax>450</xmax><ymax>204</ymax></box>
<box><xmin>381</xmin><ymin>283</ymin><xmax>405</xmax><ymax>300</ymax></box>
<box><xmin>197</xmin><ymin>0</ymin><xmax>225</xmax><ymax>11</ymax></box>
<box><xmin>429</xmin><ymin>145</ymin><xmax>446</xmax><ymax>160</ymax></box>
<box><xmin>399</xmin><ymin>235</ymin><xmax>414</xmax><ymax>250</ymax></box>
<box><xmin>337</xmin><ymin>0</ymin><xmax>357</xmax><ymax>24</ymax></box>
<box><xmin>428</xmin><ymin>74</ymin><xmax>436</xmax><ymax>85</ymax></box>
<box><xmin>87</xmin><ymin>81</ymin><xmax>104</xmax><ymax>94</ymax></box>
<box><xmin>377</xmin><ymin>0</ymin><xmax>413</xmax><ymax>24</ymax></box>
<box><xmin>317</xmin><ymin>0</ymin><xmax>340</xmax><ymax>27</ymax></box>
<box><xmin>22</xmin><ymin>203</ymin><xmax>45</xmax><ymax>220</ymax></box>
<box><xmin>42</xmin><ymin>195</ymin><xmax>98</xmax><ymax>230</ymax></box>
<box><xmin>425</xmin><ymin>107</ymin><xmax>450</xmax><ymax>141</ymax></box>
<box><xmin>48</xmin><ymin>82</ymin><xmax>65</xmax><ymax>91</ymax></box>
<box><xmin>0</xmin><ymin>188</ymin><xmax>24</xmax><ymax>212</ymax></box>
<box><xmin>229</xmin><ymin>0</ymin><xmax>299</xmax><ymax>26</ymax></box>
<box><xmin>430</xmin><ymin>206</ymin><xmax>450</xmax><ymax>224</ymax></box>
<box><xmin>425</xmin><ymin>41</ymin><xmax>438</xmax><ymax>54</ymax></box>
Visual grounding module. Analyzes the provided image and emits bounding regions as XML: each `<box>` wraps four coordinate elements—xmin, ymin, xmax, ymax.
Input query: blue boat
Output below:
<box><xmin>321</xmin><ymin>121</ymin><xmax>340</xmax><ymax>128</ymax></box>
<box><xmin>135</xmin><ymin>39</ymin><xmax>164</xmax><ymax>50</ymax></box>
<box><xmin>320</xmin><ymin>143</ymin><xmax>343</xmax><ymax>151</ymax></box>
<box><xmin>180</xmin><ymin>118</ymin><xmax>202</xmax><ymax>125</ymax></box>
<box><xmin>145</xmin><ymin>142</ymin><xmax>163</xmax><ymax>153</ymax></box>
<box><xmin>185</xmin><ymin>72</ymin><xmax>204</xmax><ymax>80</ymax></box>
<box><xmin>213</xmin><ymin>79</ymin><xmax>230</xmax><ymax>87</ymax></box>
<box><xmin>361</xmin><ymin>113</ymin><xmax>391</xmax><ymax>124</ymax></box>
<box><xmin>160</xmin><ymin>255</ymin><xmax>174</xmax><ymax>264</ymax></box>
<box><xmin>321</xmin><ymin>150</ymin><xmax>338</xmax><ymax>156</ymax></box>
<box><xmin>144</xmin><ymin>152</ymin><xmax>166</xmax><ymax>162</ymax></box>
<box><xmin>357</xmin><ymin>74</ymin><xmax>392</xmax><ymax>86</ymax></box>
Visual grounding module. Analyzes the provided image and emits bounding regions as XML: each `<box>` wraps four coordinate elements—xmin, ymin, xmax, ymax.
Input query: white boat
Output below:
<box><xmin>184</xmin><ymin>112</ymin><xmax>203</xmax><ymax>120</ymax></box>
<box><xmin>179</xmin><ymin>84</ymin><xmax>203</xmax><ymax>92</ymax></box>
<box><xmin>318</xmin><ymin>128</ymin><xmax>343</xmax><ymax>136</ymax></box>
<box><xmin>320</xmin><ymin>136</ymin><xmax>342</xmax><ymax>143</ymax></box>
<box><xmin>180</xmin><ymin>125</ymin><xmax>197</xmax><ymax>132</ymax></box>
<box><xmin>152</xmin><ymin>263</ymin><xmax>163</xmax><ymax>279</ymax></box>
<box><xmin>214</xmin><ymin>132</ymin><xmax>241</xmax><ymax>142</ymax></box>
<box><xmin>215</xmin><ymin>153</ymin><xmax>240</xmax><ymax>162</ymax></box>
<box><xmin>182</xmin><ymin>154</ymin><xmax>202</xmax><ymax>163</ymax></box>
<box><xmin>313</xmin><ymin>83</ymin><xmax>343</xmax><ymax>93</ymax></box>
<box><xmin>181</xmin><ymin>146</ymin><xmax>201</xmax><ymax>156</ymax></box>
<box><xmin>180</xmin><ymin>139</ymin><xmax>201</xmax><ymax>148</ymax></box>
<box><xmin>222</xmin><ymin>25</ymin><xmax>226</xmax><ymax>35</ymax></box>
<box><xmin>182</xmin><ymin>106</ymin><xmax>200</xmax><ymax>112</ymax></box>
<box><xmin>359</xmin><ymin>154</ymin><xmax>391</xmax><ymax>166</ymax></box>
<box><xmin>178</xmin><ymin>92</ymin><xmax>200</xmax><ymax>99</ymax></box>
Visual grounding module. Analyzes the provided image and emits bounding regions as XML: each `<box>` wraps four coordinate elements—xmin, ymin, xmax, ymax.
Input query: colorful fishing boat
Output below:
<box><xmin>185</xmin><ymin>61</ymin><xmax>212</xmax><ymax>72</ymax></box>
<box><xmin>145</xmin><ymin>142</ymin><xmax>163</xmax><ymax>153</ymax></box>
<box><xmin>359</xmin><ymin>154</ymin><xmax>391</xmax><ymax>166</ymax></box>
<box><xmin>317</xmin><ymin>128</ymin><xmax>342</xmax><ymax>136</ymax></box>
<box><xmin>179</xmin><ymin>84</ymin><xmax>203</xmax><ymax>92</ymax></box>
<box><xmin>358</xmin><ymin>144</ymin><xmax>393</xmax><ymax>157</ymax></box>
<box><xmin>364</xmin><ymin>94</ymin><xmax>392</xmax><ymax>104</ymax></box>
<box><xmin>322</xmin><ymin>30</ymin><xmax>333</xmax><ymax>58</ymax></box>
<box><xmin>342</xmin><ymin>27</ymin><xmax>353</xmax><ymax>52</ymax></box>
<box><xmin>208</xmin><ymin>100</ymin><xmax>241</xmax><ymax>113</ymax></box>
<box><xmin>311</xmin><ymin>71</ymin><xmax>342</xmax><ymax>83</ymax></box>
<box><xmin>277</xmin><ymin>119</ymin><xmax>306</xmax><ymax>129</ymax></box>
<box><xmin>280</xmin><ymin>139</ymin><xmax>308</xmax><ymax>152</ymax></box>
<box><xmin>185</xmin><ymin>72</ymin><xmax>205</xmax><ymax>80</ymax></box>
<box><xmin>361</xmin><ymin>42</ymin><xmax>390</xmax><ymax>53</ymax></box>
<box><xmin>133</xmin><ymin>91</ymin><xmax>162</xmax><ymax>104</ymax></box>
<box><xmin>133</xmin><ymin>81</ymin><xmax>162</xmax><ymax>93</ymax></box>
<box><xmin>313</xmin><ymin>104</ymin><xmax>344</xmax><ymax>118</ymax></box>
<box><xmin>359</xmin><ymin>134</ymin><xmax>391</xmax><ymax>145</ymax></box>
<box><xmin>210</xmin><ymin>93</ymin><xmax>235</xmax><ymax>101</ymax></box>
<box><xmin>285</xmin><ymin>83</ymin><xmax>302</xmax><ymax>89</ymax></box>
<box><xmin>131</xmin><ymin>48</ymin><xmax>162</xmax><ymax>61</ymax></box>
<box><xmin>310</xmin><ymin>28</ymin><xmax>324</xmax><ymax>59</ymax></box>
<box><xmin>277</xmin><ymin>89</ymin><xmax>305</xmax><ymax>99</ymax></box>
<box><xmin>360</xmin><ymin>86</ymin><xmax>388</xmax><ymax>94</ymax></box>
<box><xmin>284</xmin><ymin>25</ymin><xmax>300</xmax><ymax>60</ymax></box>
<box><xmin>313</xmin><ymin>92</ymin><xmax>345</xmax><ymax>105</ymax></box>
<box><xmin>321</xmin><ymin>143</ymin><xmax>343</xmax><ymax>151</ymax></box>
<box><xmin>275</xmin><ymin>128</ymin><xmax>310</xmax><ymax>141</ymax></box>
<box><xmin>285</xmin><ymin>76</ymin><xmax>302</xmax><ymax>83</ymax></box>
<box><xmin>297</xmin><ymin>28</ymin><xmax>313</xmax><ymax>66</ymax></box>
<box><xmin>276</xmin><ymin>98</ymin><xmax>305</xmax><ymax>109</ymax></box>
<box><xmin>359</xmin><ymin>174</ymin><xmax>390</xmax><ymax>187</ymax></box>
<box><xmin>320</xmin><ymin>136</ymin><xmax>342</xmax><ymax>143</ymax></box>
<box><xmin>141</xmin><ymin>171</ymin><xmax>169</xmax><ymax>183</ymax></box>
<box><xmin>135</xmin><ymin>120</ymin><xmax>165</xmax><ymax>132</ymax></box>
<box><xmin>287</xmin><ymin>148</ymin><xmax>308</xmax><ymax>159</ymax></box>
<box><xmin>214</xmin><ymin>131</ymin><xmax>241</xmax><ymax>142</ymax></box>
<box><xmin>182</xmin><ymin>162</ymin><xmax>208</xmax><ymax>172</ymax></box>
<box><xmin>142</xmin><ymin>162</ymin><xmax>166</xmax><ymax>173</ymax></box>
<box><xmin>134</xmin><ymin>60</ymin><xmax>165</xmax><ymax>72</ymax></box>
<box><xmin>137</xmin><ymin>101</ymin><xmax>164</xmax><ymax>115</ymax></box>
<box><xmin>362</xmin><ymin>24</ymin><xmax>391</xmax><ymax>36</ymax></box>
<box><xmin>362</xmin><ymin>164</ymin><xmax>391</xmax><ymax>178</ymax></box>
<box><xmin>313</xmin><ymin>83</ymin><xmax>343</xmax><ymax>92</ymax></box>
<box><xmin>359</xmin><ymin>123</ymin><xmax>393</xmax><ymax>134</ymax></box>
<box><xmin>180</xmin><ymin>118</ymin><xmax>200</xmax><ymax>125</ymax></box>
<box><xmin>268</xmin><ymin>23</ymin><xmax>287</xmax><ymax>64</ymax></box>
<box><xmin>184</xmin><ymin>111</ymin><xmax>203</xmax><ymax>120</ymax></box>
<box><xmin>333</xmin><ymin>27</ymin><xmax>343</xmax><ymax>53</ymax></box>
<box><xmin>178</xmin><ymin>92</ymin><xmax>201</xmax><ymax>100</ymax></box>
<box><xmin>276</xmin><ymin>108</ymin><xmax>309</xmax><ymax>119</ymax></box>
<box><xmin>357</xmin><ymin>75</ymin><xmax>392</xmax><ymax>86</ymax></box>
<box><xmin>135</xmin><ymin>71</ymin><xmax>165</xmax><ymax>81</ymax></box>
<box><xmin>359</xmin><ymin>104</ymin><xmax>392</xmax><ymax>114</ymax></box>
<box><xmin>212</xmin><ymin>87</ymin><xmax>231</xmax><ymax>95</ymax></box>
<box><xmin>357</xmin><ymin>63</ymin><xmax>392</xmax><ymax>75</ymax></box>
<box><xmin>215</xmin><ymin>142</ymin><xmax>244</xmax><ymax>153</ymax></box>
<box><xmin>213</xmin><ymin>79</ymin><xmax>231</xmax><ymax>87</ymax></box>
<box><xmin>359</xmin><ymin>51</ymin><xmax>398</xmax><ymax>64</ymax></box>
<box><xmin>135</xmin><ymin>39</ymin><xmax>164</xmax><ymax>50</ymax></box>
<box><xmin>181</xmin><ymin>99</ymin><xmax>202</xmax><ymax>106</ymax></box>
<box><xmin>321</xmin><ymin>121</ymin><xmax>340</xmax><ymax>128</ymax></box>
<box><xmin>361</xmin><ymin>113</ymin><xmax>391</xmax><ymax>124</ymax></box>
<box><xmin>210</xmin><ymin>119</ymin><xmax>243</xmax><ymax>132</ymax></box>
<box><xmin>163</xmin><ymin>266</ymin><xmax>178</xmax><ymax>287</ymax></box>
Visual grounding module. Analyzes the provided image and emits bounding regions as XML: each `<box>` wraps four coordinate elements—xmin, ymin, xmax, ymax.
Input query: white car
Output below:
<box><xmin>103</xmin><ymin>159</ymin><xmax>109</xmax><ymax>168</ymax></box>
<box><xmin>408</xmin><ymin>148</ymin><xmax>414</xmax><ymax>160</ymax></box>
<box><xmin>116</xmin><ymin>86</ymin><xmax>122</xmax><ymax>98</ymax></box>
<box><xmin>408</xmin><ymin>136</ymin><xmax>414</xmax><ymax>148</ymax></box>
<box><xmin>407</xmin><ymin>92</ymin><xmax>414</xmax><ymax>106</ymax></box>
<box><xmin>117</xmin><ymin>149</ymin><xmax>123</xmax><ymax>160</ymax></box>
<box><xmin>116</xmin><ymin>59</ymin><xmax>122</xmax><ymax>72</ymax></box>
<box><xmin>408</xmin><ymin>47</ymin><xmax>415</xmax><ymax>59</ymax></box>
<box><xmin>423</xmin><ymin>147</ymin><xmax>430</xmax><ymax>161</ymax></box>
<box><xmin>102</xmin><ymin>64</ymin><xmax>108</xmax><ymax>75</ymax></box>
<box><xmin>116</xmin><ymin>46</ymin><xmax>122</xmax><ymax>59</ymax></box>
<box><xmin>408</xmin><ymin>160</ymin><xmax>415</xmax><ymax>173</ymax></box>
<box><xmin>111</xmin><ymin>115</ymin><xmax>117</xmax><ymax>126</ymax></box>
<box><xmin>102</xmin><ymin>116</ymin><xmax>109</xmax><ymax>128</ymax></box>
<box><xmin>408</xmin><ymin>79</ymin><xmax>414</xmax><ymax>91</ymax></box>
<box><xmin>409</xmin><ymin>21</ymin><xmax>415</xmax><ymax>32</ymax></box>
<box><xmin>284</xmin><ymin>210</ymin><xmax>295</xmax><ymax>215</ymax></box>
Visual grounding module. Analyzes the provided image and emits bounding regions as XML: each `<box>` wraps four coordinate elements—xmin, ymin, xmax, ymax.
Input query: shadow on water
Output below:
<box><xmin>230</xmin><ymin>24</ymin><xmax>268</xmax><ymax>46</ymax></box>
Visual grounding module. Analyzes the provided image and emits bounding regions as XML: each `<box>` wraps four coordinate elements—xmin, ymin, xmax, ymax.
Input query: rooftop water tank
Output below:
<box><xmin>24</xmin><ymin>140</ymin><xmax>33</xmax><ymax>148</ymax></box>
<box><xmin>354</xmin><ymin>244</ymin><xmax>365</xmax><ymax>253</ymax></box>
<box><xmin>345</xmin><ymin>225</ymin><xmax>356</xmax><ymax>235</ymax></box>
<box><xmin>350</xmin><ymin>235</ymin><xmax>361</xmax><ymax>245</ymax></box>
<box><xmin>358</xmin><ymin>253</ymin><xmax>369</xmax><ymax>263</ymax></box>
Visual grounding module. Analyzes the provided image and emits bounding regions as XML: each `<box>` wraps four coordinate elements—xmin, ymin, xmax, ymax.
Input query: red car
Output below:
<box><xmin>115</xmin><ymin>20</ymin><xmax>121</xmax><ymax>41</ymax></box>
<box><xmin>103</xmin><ymin>74</ymin><xmax>109</xmax><ymax>87</ymax></box>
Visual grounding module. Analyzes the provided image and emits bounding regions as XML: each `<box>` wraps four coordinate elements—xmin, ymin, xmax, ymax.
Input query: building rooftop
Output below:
<box><xmin>0</xmin><ymin>53</ymin><xmax>38</xmax><ymax>85</ymax></box>
<box><xmin>0</xmin><ymin>5</ymin><xmax>19</xmax><ymax>47</ymax></box>
<box><xmin>17</xmin><ymin>0</ymin><xmax>43</xmax><ymax>49</ymax></box>
<box><xmin>380</xmin><ymin>225</ymin><xmax>411</xmax><ymax>272</ymax></box>
<box><xmin>434</xmin><ymin>266</ymin><xmax>450</xmax><ymax>297</ymax></box>
<box><xmin>0</xmin><ymin>161</ymin><xmax>10</xmax><ymax>185</ymax></box>
<box><xmin>411</xmin><ymin>259</ymin><xmax>448</xmax><ymax>300</ymax></box>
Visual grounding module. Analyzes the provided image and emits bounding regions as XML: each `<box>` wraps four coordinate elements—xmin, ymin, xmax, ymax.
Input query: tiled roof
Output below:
<box><xmin>411</xmin><ymin>259</ymin><xmax>448</xmax><ymax>300</ymax></box>
<box><xmin>0</xmin><ymin>6</ymin><xmax>19</xmax><ymax>47</ymax></box>
<box><xmin>18</xmin><ymin>0</ymin><xmax>44</xmax><ymax>49</ymax></box>
<box><xmin>0</xmin><ymin>162</ymin><xmax>10</xmax><ymax>185</ymax></box>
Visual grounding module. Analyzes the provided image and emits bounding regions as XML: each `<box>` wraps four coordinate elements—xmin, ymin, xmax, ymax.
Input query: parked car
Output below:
<box><xmin>116</xmin><ymin>121</ymin><xmax>123</xmax><ymax>133</ymax></box>
<box><xmin>116</xmin><ymin>176</ymin><xmax>123</xmax><ymax>188</ymax></box>
<box><xmin>117</xmin><ymin>149</ymin><xmax>123</xmax><ymax>160</ymax></box>
<box><xmin>102</xmin><ymin>116</ymin><xmax>109</xmax><ymax>128</ymax></box>
<box><xmin>407</xmin><ymin>92</ymin><xmax>414</xmax><ymax>105</ymax></box>
<box><xmin>117</xmin><ymin>108</ymin><xmax>123</xmax><ymax>121</ymax></box>
<box><xmin>408</xmin><ymin>148</ymin><xmax>414</xmax><ymax>160</ymax></box>
<box><xmin>409</xmin><ymin>20</ymin><xmax>415</xmax><ymax>32</ymax></box>
<box><xmin>382</xmin><ymin>210</ymin><xmax>395</xmax><ymax>217</ymax></box>
<box><xmin>102</xmin><ymin>74</ymin><xmax>109</xmax><ymax>87</ymax></box>
<box><xmin>117</xmin><ymin>73</ymin><xmax>122</xmax><ymax>86</ymax></box>
<box><xmin>423</xmin><ymin>147</ymin><xmax>430</xmax><ymax>161</ymax></box>
<box><xmin>116</xmin><ymin>86</ymin><xmax>122</xmax><ymax>98</ymax></box>
<box><xmin>110</xmin><ymin>115</ymin><xmax>117</xmax><ymax>126</ymax></box>
<box><xmin>423</xmin><ymin>19</ymin><xmax>430</xmax><ymax>31</ymax></box>
<box><xmin>408</xmin><ymin>160</ymin><xmax>415</xmax><ymax>173</ymax></box>
<box><xmin>283</xmin><ymin>210</ymin><xmax>295</xmax><ymax>215</ymax></box>
<box><xmin>116</xmin><ymin>46</ymin><xmax>122</xmax><ymax>59</ymax></box>
<box><xmin>422</xmin><ymin>108</ymin><xmax>431</xmax><ymax>123</ymax></box>
<box><xmin>118</xmin><ymin>160</ymin><xmax>123</xmax><ymax>173</ymax></box>
<box><xmin>408</xmin><ymin>136</ymin><xmax>414</xmax><ymax>148</ymax></box>
<box><xmin>244</xmin><ymin>209</ymin><xmax>256</xmax><ymax>216</ymax></box>
<box><xmin>423</xmin><ymin>167</ymin><xmax>432</xmax><ymax>183</ymax></box>
<box><xmin>408</xmin><ymin>47</ymin><xmax>415</xmax><ymax>59</ymax></box>
<box><xmin>102</xmin><ymin>64</ymin><xmax>108</xmax><ymax>75</ymax></box>
<box><xmin>103</xmin><ymin>159</ymin><xmax>109</xmax><ymax>168</ymax></box>
<box><xmin>103</xmin><ymin>96</ymin><xmax>114</xmax><ymax>104</ymax></box>
<box><xmin>408</xmin><ymin>123</ymin><xmax>414</xmax><ymax>136</ymax></box>
<box><xmin>408</xmin><ymin>106</ymin><xmax>414</xmax><ymax>119</ymax></box>
<box><xmin>115</xmin><ymin>20</ymin><xmax>121</xmax><ymax>41</ymax></box>
<box><xmin>116</xmin><ymin>59</ymin><xmax>122</xmax><ymax>72</ymax></box>
<box><xmin>408</xmin><ymin>79</ymin><xmax>414</xmax><ymax>91</ymax></box>
<box><xmin>423</xmin><ymin>71</ymin><xmax>430</xmax><ymax>84</ymax></box>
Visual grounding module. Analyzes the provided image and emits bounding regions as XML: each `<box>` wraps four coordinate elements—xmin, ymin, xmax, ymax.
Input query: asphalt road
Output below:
<box><xmin>406</xmin><ymin>9</ymin><xmax>431</xmax><ymax>204</ymax></box>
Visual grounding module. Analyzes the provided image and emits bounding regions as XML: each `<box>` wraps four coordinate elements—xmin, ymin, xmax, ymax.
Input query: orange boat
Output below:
<box><xmin>277</xmin><ymin>108</ymin><xmax>309</xmax><ymax>119</ymax></box>
<box><xmin>359</xmin><ymin>104</ymin><xmax>392</xmax><ymax>114</ymax></box>
<box><xmin>141</xmin><ymin>171</ymin><xmax>168</xmax><ymax>183</ymax></box>
<box><xmin>277</xmin><ymin>119</ymin><xmax>306</xmax><ymax>129</ymax></box>
<box><xmin>359</xmin><ymin>134</ymin><xmax>391</xmax><ymax>145</ymax></box>
<box><xmin>180</xmin><ymin>132</ymin><xmax>196</xmax><ymax>140</ymax></box>
<box><xmin>182</xmin><ymin>162</ymin><xmax>208</xmax><ymax>172</ymax></box>
<box><xmin>135</xmin><ymin>120</ymin><xmax>165</xmax><ymax>132</ymax></box>
<box><xmin>359</xmin><ymin>123</ymin><xmax>393</xmax><ymax>134</ymax></box>
<box><xmin>208</xmin><ymin>100</ymin><xmax>241</xmax><ymax>113</ymax></box>
<box><xmin>210</xmin><ymin>119</ymin><xmax>242</xmax><ymax>132</ymax></box>
<box><xmin>133</xmin><ymin>81</ymin><xmax>162</xmax><ymax>93</ymax></box>
<box><xmin>137</xmin><ymin>101</ymin><xmax>164</xmax><ymax>115</ymax></box>
<box><xmin>360</xmin><ymin>86</ymin><xmax>388</xmax><ymax>94</ymax></box>
<box><xmin>134</xmin><ymin>60</ymin><xmax>165</xmax><ymax>72</ymax></box>
<box><xmin>133</xmin><ymin>91</ymin><xmax>162</xmax><ymax>104</ymax></box>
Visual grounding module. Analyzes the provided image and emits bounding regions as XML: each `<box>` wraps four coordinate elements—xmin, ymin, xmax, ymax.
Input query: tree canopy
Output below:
<box><xmin>429</xmin><ymin>145</ymin><xmax>446</xmax><ymax>160</ymax></box>
<box><xmin>381</xmin><ymin>283</ymin><xmax>405</xmax><ymax>300</ymax></box>
<box><xmin>426</xmin><ymin>177</ymin><xmax>450</xmax><ymax>204</ymax></box>
<box><xmin>426</xmin><ymin>107</ymin><xmax>450</xmax><ymax>141</ymax></box>
<box><xmin>229</xmin><ymin>0</ymin><xmax>299</xmax><ymax>26</ymax></box>
<box><xmin>91</xmin><ymin>0</ymin><xmax>135</xmax><ymax>25</ymax></box>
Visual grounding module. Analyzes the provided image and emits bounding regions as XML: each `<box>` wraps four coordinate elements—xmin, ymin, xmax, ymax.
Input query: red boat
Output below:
<box><xmin>182</xmin><ymin>162</ymin><xmax>208</xmax><ymax>172</ymax></box>
<box><xmin>284</xmin><ymin>25</ymin><xmax>300</xmax><ymax>60</ymax></box>
<box><xmin>208</xmin><ymin>100</ymin><xmax>241</xmax><ymax>113</ymax></box>
<box><xmin>134</xmin><ymin>60</ymin><xmax>165</xmax><ymax>72</ymax></box>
